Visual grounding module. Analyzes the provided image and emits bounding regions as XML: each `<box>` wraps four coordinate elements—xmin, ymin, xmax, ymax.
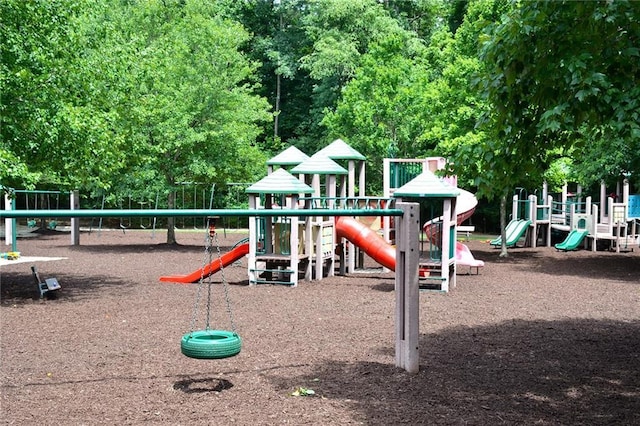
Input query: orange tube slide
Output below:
<box><xmin>159</xmin><ymin>243</ymin><xmax>249</xmax><ymax>284</ymax></box>
<box><xmin>335</xmin><ymin>216</ymin><xmax>396</xmax><ymax>271</ymax></box>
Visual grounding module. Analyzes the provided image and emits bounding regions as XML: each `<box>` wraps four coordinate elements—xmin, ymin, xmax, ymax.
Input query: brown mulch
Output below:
<box><xmin>1</xmin><ymin>229</ymin><xmax>639</xmax><ymax>425</ymax></box>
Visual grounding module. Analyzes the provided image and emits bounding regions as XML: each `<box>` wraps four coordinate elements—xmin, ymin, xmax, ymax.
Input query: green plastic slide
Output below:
<box><xmin>554</xmin><ymin>229</ymin><xmax>589</xmax><ymax>251</ymax></box>
<box><xmin>490</xmin><ymin>219</ymin><xmax>519</xmax><ymax>246</ymax></box>
<box><xmin>490</xmin><ymin>219</ymin><xmax>532</xmax><ymax>248</ymax></box>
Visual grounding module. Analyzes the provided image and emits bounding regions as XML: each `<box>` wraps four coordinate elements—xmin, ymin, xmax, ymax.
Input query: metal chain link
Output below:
<box><xmin>188</xmin><ymin>231</ymin><xmax>213</xmax><ymax>333</ymax></box>
<box><xmin>188</xmin><ymin>219</ymin><xmax>237</xmax><ymax>334</ymax></box>
<box><xmin>205</xmin><ymin>231</ymin><xmax>214</xmax><ymax>330</ymax></box>
<box><xmin>213</xmin><ymin>230</ymin><xmax>237</xmax><ymax>333</ymax></box>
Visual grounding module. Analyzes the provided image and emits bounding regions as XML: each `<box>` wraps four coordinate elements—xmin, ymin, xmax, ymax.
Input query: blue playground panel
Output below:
<box><xmin>630</xmin><ymin>195</ymin><xmax>640</xmax><ymax>218</ymax></box>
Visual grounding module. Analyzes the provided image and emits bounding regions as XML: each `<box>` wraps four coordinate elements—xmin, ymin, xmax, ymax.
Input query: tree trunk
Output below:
<box><xmin>499</xmin><ymin>191</ymin><xmax>508</xmax><ymax>258</ymax></box>
<box><xmin>167</xmin><ymin>189</ymin><xmax>177</xmax><ymax>245</ymax></box>
<box><xmin>274</xmin><ymin>71</ymin><xmax>280</xmax><ymax>139</ymax></box>
<box><xmin>273</xmin><ymin>12</ymin><xmax>283</xmax><ymax>141</ymax></box>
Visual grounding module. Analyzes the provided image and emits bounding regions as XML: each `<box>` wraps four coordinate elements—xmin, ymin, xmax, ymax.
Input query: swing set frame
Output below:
<box><xmin>2</xmin><ymin>205</ymin><xmax>421</xmax><ymax>374</ymax></box>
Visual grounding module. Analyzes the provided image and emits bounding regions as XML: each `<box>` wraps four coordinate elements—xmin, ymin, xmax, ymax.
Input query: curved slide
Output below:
<box><xmin>335</xmin><ymin>216</ymin><xmax>396</xmax><ymax>270</ymax></box>
<box><xmin>159</xmin><ymin>242</ymin><xmax>249</xmax><ymax>284</ymax></box>
<box><xmin>335</xmin><ymin>188</ymin><xmax>484</xmax><ymax>271</ymax></box>
<box><xmin>449</xmin><ymin>189</ymin><xmax>485</xmax><ymax>270</ymax></box>
<box><xmin>422</xmin><ymin>189</ymin><xmax>484</xmax><ymax>270</ymax></box>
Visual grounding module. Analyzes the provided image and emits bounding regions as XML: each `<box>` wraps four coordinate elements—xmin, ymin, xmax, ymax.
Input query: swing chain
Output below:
<box><xmin>188</xmin><ymin>218</ymin><xmax>237</xmax><ymax>334</ymax></box>
<box><xmin>213</xmin><ymin>229</ymin><xmax>238</xmax><ymax>334</ymax></box>
<box><xmin>187</xmin><ymin>232</ymin><xmax>212</xmax><ymax>333</ymax></box>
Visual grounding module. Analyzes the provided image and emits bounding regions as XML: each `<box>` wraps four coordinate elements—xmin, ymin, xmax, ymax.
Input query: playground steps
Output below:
<box><xmin>418</xmin><ymin>261</ymin><xmax>448</xmax><ymax>291</ymax></box>
<box><xmin>250</xmin><ymin>254</ymin><xmax>309</xmax><ymax>286</ymax></box>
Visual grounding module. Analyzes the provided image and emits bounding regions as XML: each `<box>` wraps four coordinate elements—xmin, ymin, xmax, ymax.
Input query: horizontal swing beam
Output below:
<box><xmin>10</xmin><ymin>189</ymin><xmax>71</xmax><ymax>195</ymax></box>
<box><xmin>1</xmin><ymin>208</ymin><xmax>404</xmax><ymax>219</ymax></box>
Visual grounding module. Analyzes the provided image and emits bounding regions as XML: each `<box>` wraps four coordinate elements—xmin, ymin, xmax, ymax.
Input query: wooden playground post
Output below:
<box><xmin>395</xmin><ymin>202</ymin><xmax>420</xmax><ymax>374</ymax></box>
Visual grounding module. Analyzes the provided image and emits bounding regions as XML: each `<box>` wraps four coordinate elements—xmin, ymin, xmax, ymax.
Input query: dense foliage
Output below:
<box><xmin>477</xmin><ymin>0</ymin><xmax>640</xmax><ymax>196</ymax></box>
<box><xmin>2</xmin><ymin>0</ymin><xmax>639</xmax><ymax>242</ymax></box>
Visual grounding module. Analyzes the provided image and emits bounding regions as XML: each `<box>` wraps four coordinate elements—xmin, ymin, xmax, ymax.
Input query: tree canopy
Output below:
<box><xmin>2</xmin><ymin>0</ymin><xmax>639</xmax><ymax>241</ymax></box>
<box><xmin>477</xmin><ymin>0</ymin><xmax>640</xmax><ymax>193</ymax></box>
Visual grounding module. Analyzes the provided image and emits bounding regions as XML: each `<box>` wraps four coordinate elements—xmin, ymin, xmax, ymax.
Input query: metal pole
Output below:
<box><xmin>70</xmin><ymin>190</ymin><xmax>80</xmax><ymax>245</ymax></box>
<box><xmin>0</xmin><ymin>208</ymin><xmax>403</xmax><ymax>219</ymax></box>
<box><xmin>4</xmin><ymin>192</ymin><xmax>15</xmax><ymax>250</ymax></box>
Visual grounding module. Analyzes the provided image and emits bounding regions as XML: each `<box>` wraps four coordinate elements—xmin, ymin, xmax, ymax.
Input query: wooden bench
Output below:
<box><xmin>457</xmin><ymin>225</ymin><xmax>475</xmax><ymax>241</ymax></box>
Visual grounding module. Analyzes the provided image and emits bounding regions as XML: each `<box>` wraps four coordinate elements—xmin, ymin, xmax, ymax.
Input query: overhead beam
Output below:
<box><xmin>0</xmin><ymin>208</ymin><xmax>403</xmax><ymax>219</ymax></box>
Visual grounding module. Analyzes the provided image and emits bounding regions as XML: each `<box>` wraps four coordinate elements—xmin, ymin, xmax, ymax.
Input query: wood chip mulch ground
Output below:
<box><xmin>1</xmin><ymin>229</ymin><xmax>639</xmax><ymax>425</ymax></box>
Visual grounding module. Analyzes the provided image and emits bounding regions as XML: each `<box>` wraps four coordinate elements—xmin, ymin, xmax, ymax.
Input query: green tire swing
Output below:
<box><xmin>182</xmin><ymin>218</ymin><xmax>241</xmax><ymax>360</ymax></box>
<box><xmin>181</xmin><ymin>330</ymin><xmax>241</xmax><ymax>359</ymax></box>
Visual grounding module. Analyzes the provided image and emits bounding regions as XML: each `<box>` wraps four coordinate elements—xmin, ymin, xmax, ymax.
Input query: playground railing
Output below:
<box><xmin>551</xmin><ymin>200</ymin><xmax>568</xmax><ymax>225</ymax></box>
<box><xmin>299</xmin><ymin>196</ymin><xmax>396</xmax><ymax>210</ymax></box>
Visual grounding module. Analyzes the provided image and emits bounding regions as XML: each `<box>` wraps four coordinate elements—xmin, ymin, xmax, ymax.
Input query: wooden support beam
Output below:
<box><xmin>395</xmin><ymin>202</ymin><xmax>420</xmax><ymax>374</ymax></box>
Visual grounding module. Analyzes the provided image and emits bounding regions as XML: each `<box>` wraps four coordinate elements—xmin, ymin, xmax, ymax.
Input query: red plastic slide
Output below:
<box><xmin>335</xmin><ymin>216</ymin><xmax>396</xmax><ymax>271</ymax></box>
<box><xmin>159</xmin><ymin>243</ymin><xmax>250</xmax><ymax>284</ymax></box>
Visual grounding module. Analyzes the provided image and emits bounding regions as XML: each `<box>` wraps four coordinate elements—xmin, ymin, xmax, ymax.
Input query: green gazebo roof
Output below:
<box><xmin>315</xmin><ymin>139</ymin><xmax>365</xmax><ymax>161</ymax></box>
<box><xmin>246</xmin><ymin>168</ymin><xmax>315</xmax><ymax>195</ymax></box>
<box><xmin>266</xmin><ymin>146</ymin><xmax>309</xmax><ymax>166</ymax></box>
<box><xmin>393</xmin><ymin>171</ymin><xmax>460</xmax><ymax>198</ymax></box>
<box><xmin>290</xmin><ymin>154</ymin><xmax>348</xmax><ymax>175</ymax></box>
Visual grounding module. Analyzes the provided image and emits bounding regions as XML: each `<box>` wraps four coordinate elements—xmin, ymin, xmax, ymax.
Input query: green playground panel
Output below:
<box><xmin>390</xmin><ymin>162</ymin><xmax>424</xmax><ymax>188</ymax></box>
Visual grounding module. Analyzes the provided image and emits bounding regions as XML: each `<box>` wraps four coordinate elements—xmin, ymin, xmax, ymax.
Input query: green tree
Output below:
<box><xmin>322</xmin><ymin>30</ymin><xmax>432</xmax><ymax>193</ymax></box>
<box><xmin>479</xmin><ymin>0</ymin><xmax>640</xmax><ymax>190</ymax></box>
<box><xmin>0</xmin><ymin>0</ymin><xmax>126</xmax><ymax>191</ymax></box>
<box><xmin>322</xmin><ymin>0</ymin><xmax>501</xmax><ymax>194</ymax></box>
<box><xmin>476</xmin><ymin>0</ymin><xmax>640</xmax><ymax>255</ymax></box>
<box><xmin>2</xmin><ymin>0</ymin><xmax>271</xmax><ymax>244</ymax></box>
<box><xmin>299</xmin><ymin>0</ymin><xmax>415</xmax><ymax>154</ymax></box>
<box><xmin>381</xmin><ymin>0</ymin><xmax>445</xmax><ymax>40</ymax></box>
<box><xmin>111</xmin><ymin>0</ymin><xmax>271</xmax><ymax>243</ymax></box>
<box><xmin>220</xmin><ymin>0</ymin><xmax>313</xmax><ymax>154</ymax></box>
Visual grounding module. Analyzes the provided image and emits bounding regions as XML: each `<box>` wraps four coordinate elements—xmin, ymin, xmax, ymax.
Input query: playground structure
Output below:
<box><xmin>92</xmin><ymin>184</ymin><xmax>214</xmax><ymax>234</ymax></box>
<box><xmin>2</xmin><ymin>140</ymin><xmax>486</xmax><ymax>374</ymax></box>
<box><xmin>3</xmin><ymin>142</ymin><xmax>485</xmax><ymax>291</ymax></box>
<box><xmin>2</xmin><ymin>183</ymin><xmax>226</xmax><ymax>248</ymax></box>
<box><xmin>491</xmin><ymin>180</ymin><xmax>640</xmax><ymax>252</ymax></box>
<box><xmin>160</xmin><ymin>140</ymin><xmax>484</xmax><ymax>291</ymax></box>
<box><xmin>383</xmin><ymin>158</ymin><xmax>485</xmax><ymax>276</ymax></box>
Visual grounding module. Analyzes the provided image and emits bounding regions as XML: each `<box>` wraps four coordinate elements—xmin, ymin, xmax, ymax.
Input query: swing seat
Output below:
<box><xmin>181</xmin><ymin>329</ymin><xmax>241</xmax><ymax>359</ymax></box>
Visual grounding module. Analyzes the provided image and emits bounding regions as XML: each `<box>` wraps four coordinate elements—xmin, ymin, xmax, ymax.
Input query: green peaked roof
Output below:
<box><xmin>290</xmin><ymin>154</ymin><xmax>348</xmax><ymax>175</ymax></box>
<box><xmin>315</xmin><ymin>139</ymin><xmax>365</xmax><ymax>160</ymax></box>
<box><xmin>246</xmin><ymin>168</ymin><xmax>314</xmax><ymax>195</ymax></box>
<box><xmin>393</xmin><ymin>171</ymin><xmax>460</xmax><ymax>198</ymax></box>
<box><xmin>266</xmin><ymin>146</ymin><xmax>309</xmax><ymax>166</ymax></box>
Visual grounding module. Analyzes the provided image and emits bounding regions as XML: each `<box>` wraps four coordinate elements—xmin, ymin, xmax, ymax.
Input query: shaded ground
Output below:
<box><xmin>1</xmin><ymin>229</ymin><xmax>639</xmax><ymax>425</ymax></box>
